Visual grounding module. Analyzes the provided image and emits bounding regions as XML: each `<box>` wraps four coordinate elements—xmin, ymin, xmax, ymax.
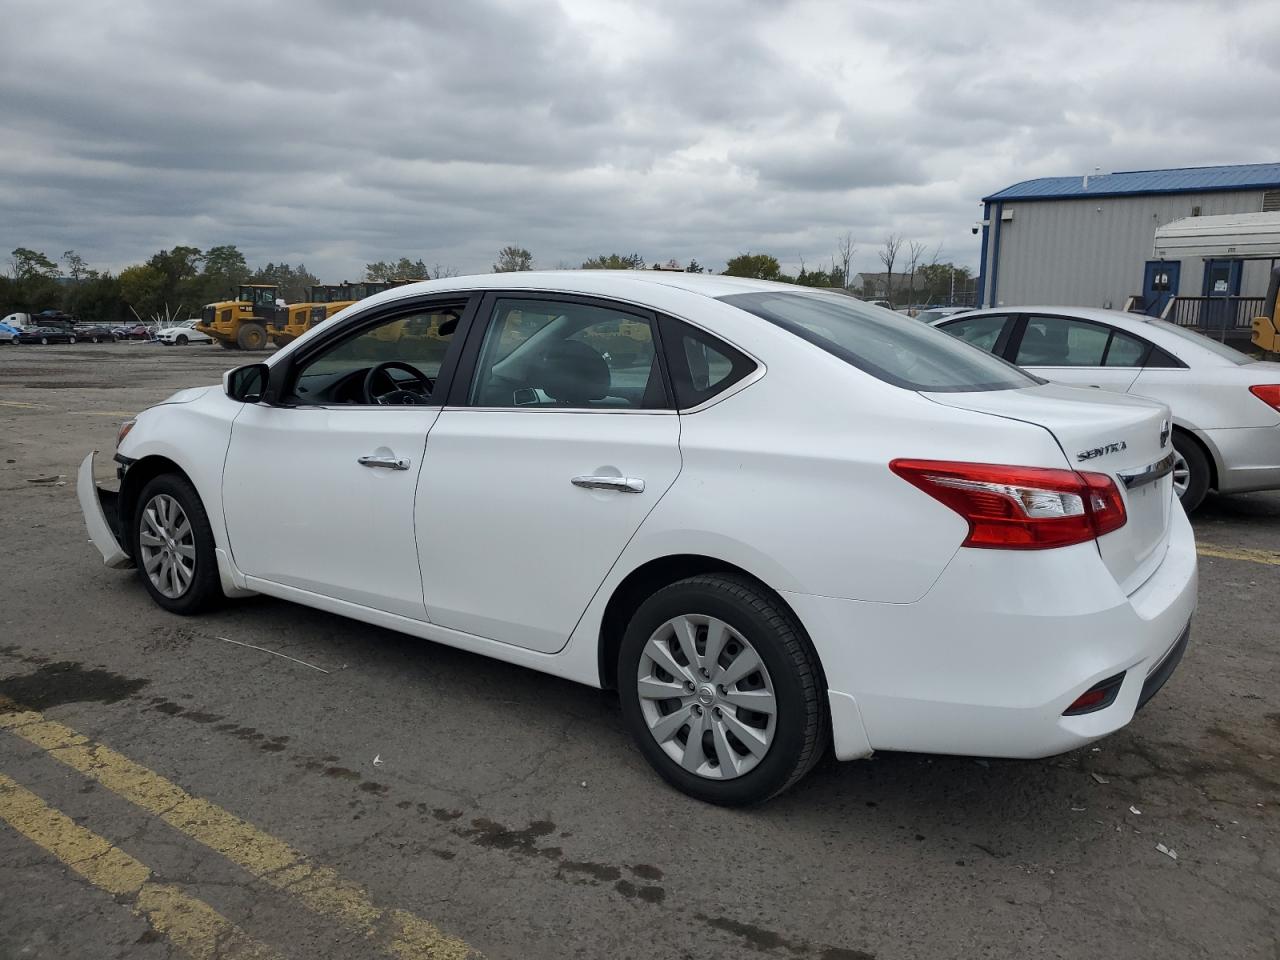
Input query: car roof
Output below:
<box><xmin>361</xmin><ymin>270</ymin><xmax>852</xmax><ymax>304</ymax></box>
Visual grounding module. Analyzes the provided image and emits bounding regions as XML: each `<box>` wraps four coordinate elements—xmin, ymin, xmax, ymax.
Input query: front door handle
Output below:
<box><xmin>572</xmin><ymin>475</ymin><xmax>645</xmax><ymax>493</ymax></box>
<box><xmin>358</xmin><ymin>455</ymin><xmax>410</xmax><ymax>471</ymax></box>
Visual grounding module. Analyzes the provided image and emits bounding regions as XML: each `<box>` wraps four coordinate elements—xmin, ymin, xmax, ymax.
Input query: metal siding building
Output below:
<box><xmin>977</xmin><ymin>162</ymin><xmax>1280</xmax><ymax>310</ymax></box>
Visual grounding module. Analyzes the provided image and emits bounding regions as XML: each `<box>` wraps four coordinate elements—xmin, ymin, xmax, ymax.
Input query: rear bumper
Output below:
<box><xmin>77</xmin><ymin>452</ymin><xmax>132</xmax><ymax>569</ymax></box>
<box><xmin>786</xmin><ymin>504</ymin><xmax>1198</xmax><ymax>760</ymax></box>
<box><xmin>1204</xmin><ymin>424</ymin><xmax>1280</xmax><ymax>494</ymax></box>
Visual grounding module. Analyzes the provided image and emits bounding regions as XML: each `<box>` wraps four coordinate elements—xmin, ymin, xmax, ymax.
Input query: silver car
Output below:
<box><xmin>934</xmin><ymin>306</ymin><xmax>1280</xmax><ymax>510</ymax></box>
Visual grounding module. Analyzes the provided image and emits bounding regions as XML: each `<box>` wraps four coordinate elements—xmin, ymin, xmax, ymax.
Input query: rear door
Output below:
<box><xmin>1009</xmin><ymin>314</ymin><xmax>1147</xmax><ymax>392</ymax></box>
<box><xmin>415</xmin><ymin>293</ymin><xmax>682</xmax><ymax>653</ymax></box>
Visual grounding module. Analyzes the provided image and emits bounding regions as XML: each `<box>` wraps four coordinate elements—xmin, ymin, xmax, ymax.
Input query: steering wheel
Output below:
<box><xmin>362</xmin><ymin>361</ymin><xmax>433</xmax><ymax>405</ymax></box>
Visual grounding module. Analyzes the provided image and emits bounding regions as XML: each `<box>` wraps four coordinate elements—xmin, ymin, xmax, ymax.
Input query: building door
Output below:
<box><xmin>1141</xmin><ymin>261</ymin><xmax>1180</xmax><ymax>317</ymax></box>
<box><xmin>1202</xmin><ymin>259</ymin><xmax>1242</xmax><ymax>330</ymax></box>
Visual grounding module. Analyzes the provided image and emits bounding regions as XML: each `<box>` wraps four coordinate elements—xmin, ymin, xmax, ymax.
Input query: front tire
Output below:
<box><xmin>40</xmin><ymin>337</ymin><xmax>48</xmax><ymax>345</ymax></box>
<box><xmin>1172</xmin><ymin>433</ymin><xmax>1210</xmax><ymax>512</ymax></box>
<box><xmin>68</xmin><ymin>336</ymin><xmax>76</xmax><ymax>344</ymax></box>
<box><xmin>131</xmin><ymin>474</ymin><xmax>222</xmax><ymax>615</ymax></box>
<box><xmin>176</xmin><ymin>334</ymin><xmax>188</xmax><ymax>345</ymax></box>
<box><xmin>237</xmin><ymin>322</ymin><xmax>267</xmax><ymax>350</ymax></box>
<box><xmin>618</xmin><ymin>574</ymin><xmax>827</xmax><ymax>805</ymax></box>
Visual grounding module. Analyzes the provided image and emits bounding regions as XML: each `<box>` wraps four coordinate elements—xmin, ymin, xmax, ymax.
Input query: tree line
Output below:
<box><xmin>491</xmin><ymin>235</ymin><xmax>973</xmax><ymax>307</ymax></box>
<box><xmin>2</xmin><ymin>234</ymin><xmax>974</xmax><ymax>324</ymax></box>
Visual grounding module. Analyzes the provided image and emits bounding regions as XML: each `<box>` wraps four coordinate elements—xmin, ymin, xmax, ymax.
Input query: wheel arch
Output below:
<box><xmin>596</xmin><ymin>554</ymin><xmax>827</xmax><ymax>696</ymax></box>
<box><xmin>119</xmin><ymin>454</ymin><xmax>196</xmax><ymax>539</ymax></box>
<box><xmin>1171</xmin><ymin>424</ymin><xmax>1219</xmax><ymax>490</ymax></box>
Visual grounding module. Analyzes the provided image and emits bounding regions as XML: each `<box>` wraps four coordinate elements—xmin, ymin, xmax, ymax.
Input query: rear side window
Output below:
<box><xmin>659</xmin><ymin>315</ymin><xmax>756</xmax><ymax>408</ymax></box>
<box><xmin>719</xmin><ymin>291</ymin><xmax>1035</xmax><ymax>392</ymax></box>
<box><xmin>1102</xmin><ymin>330</ymin><xmax>1149</xmax><ymax>367</ymax></box>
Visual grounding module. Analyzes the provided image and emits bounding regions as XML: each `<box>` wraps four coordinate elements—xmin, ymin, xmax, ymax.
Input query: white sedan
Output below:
<box><xmin>155</xmin><ymin>319</ymin><xmax>213</xmax><ymax>345</ymax></box>
<box><xmin>933</xmin><ymin>306</ymin><xmax>1280</xmax><ymax>511</ymax></box>
<box><xmin>79</xmin><ymin>273</ymin><xmax>1196</xmax><ymax>804</ymax></box>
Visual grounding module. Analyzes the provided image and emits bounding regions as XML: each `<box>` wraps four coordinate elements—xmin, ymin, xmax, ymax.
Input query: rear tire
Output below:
<box><xmin>618</xmin><ymin>573</ymin><xmax>827</xmax><ymax>805</ymax></box>
<box><xmin>40</xmin><ymin>337</ymin><xmax>48</xmax><ymax>345</ymax></box>
<box><xmin>1172</xmin><ymin>432</ymin><xmax>1210</xmax><ymax>513</ymax></box>
<box><xmin>237</xmin><ymin>323</ymin><xmax>267</xmax><ymax>350</ymax></box>
<box><xmin>130</xmin><ymin>473</ymin><xmax>222</xmax><ymax>615</ymax></box>
<box><xmin>68</xmin><ymin>336</ymin><xmax>76</xmax><ymax>344</ymax></box>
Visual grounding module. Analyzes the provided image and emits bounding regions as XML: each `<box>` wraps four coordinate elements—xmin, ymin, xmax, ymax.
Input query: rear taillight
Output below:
<box><xmin>1248</xmin><ymin>384</ymin><xmax>1280</xmax><ymax>411</ymax></box>
<box><xmin>889</xmin><ymin>459</ymin><xmax>1127</xmax><ymax>549</ymax></box>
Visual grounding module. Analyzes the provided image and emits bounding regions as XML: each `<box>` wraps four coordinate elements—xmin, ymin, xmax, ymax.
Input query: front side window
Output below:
<box><xmin>289</xmin><ymin>304</ymin><xmax>463</xmax><ymax>405</ymax></box>
<box><xmin>469</xmin><ymin>298</ymin><xmax>664</xmax><ymax>409</ymax></box>
<box><xmin>720</xmin><ymin>291</ymin><xmax>1035</xmax><ymax>392</ymax></box>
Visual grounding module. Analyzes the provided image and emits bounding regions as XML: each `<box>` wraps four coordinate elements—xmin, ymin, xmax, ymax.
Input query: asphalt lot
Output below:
<box><xmin>1</xmin><ymin>342</ymin><xmax>1277</xmax><ymax>960</ymax></box>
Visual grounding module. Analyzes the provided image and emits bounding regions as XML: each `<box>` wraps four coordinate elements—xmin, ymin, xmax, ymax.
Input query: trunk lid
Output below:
<box><xmin>923</xmin><ymin>383</ymin><xmax>1176</xmax><ymax>593</ymax></box>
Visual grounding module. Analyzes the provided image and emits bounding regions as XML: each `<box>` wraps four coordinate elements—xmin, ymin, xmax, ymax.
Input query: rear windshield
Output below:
<box><xmin>719</xmin><ymin>291</ymin><xmax>1037</xmax><ymax>392</ymax></box>
<box><xmin>1149</xmin><ymin>320</ymin><xmax>1253</xmax><ymax>365</ymax></box>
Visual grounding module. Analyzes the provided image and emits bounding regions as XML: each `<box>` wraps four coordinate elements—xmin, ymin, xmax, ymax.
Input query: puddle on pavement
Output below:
<box><xmin>0</xmin><ymin>660</ymin><xmax>148</xmax><ymax>709</ymax></box>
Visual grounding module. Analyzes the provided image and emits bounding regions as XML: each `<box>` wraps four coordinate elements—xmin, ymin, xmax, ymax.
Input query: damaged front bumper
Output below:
<box><xmin>77</xmin><ymin>451</ymin><xmax>132</xmax><ymax>568</ymax></box>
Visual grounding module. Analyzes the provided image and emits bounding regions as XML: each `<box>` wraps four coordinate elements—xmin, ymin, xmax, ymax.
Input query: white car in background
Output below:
<box><xmin>79</xmin><ymin>274</ymin><xmax>1196</xmax><ymax>804</ymax></box>
<box><xmin>914</xmin><ymin>307</ymin><xmax>971</xmax><ymax>324</ymax></box>
<box><xmin>934</xmin><ymin>306</ymin><xmax>1280</xmax><ymax>511</ymax></box>
<box><xmin>155</xmin><ymin>319</ymin><xmax>213</xmax><ymax>346</ymax></box>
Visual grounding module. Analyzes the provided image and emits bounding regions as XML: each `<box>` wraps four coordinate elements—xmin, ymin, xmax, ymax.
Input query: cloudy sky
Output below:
<box><xmin>3</xmin><ymin>0</ymin><xmax>1279</xmax><ymax>281</ymax></box>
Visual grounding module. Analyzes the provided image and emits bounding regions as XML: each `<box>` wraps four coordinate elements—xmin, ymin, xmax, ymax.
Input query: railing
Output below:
<box><xmin>1159</xmin><ymin>296</ymin><xmax>1265</xmax><ymax>332</ymax></box>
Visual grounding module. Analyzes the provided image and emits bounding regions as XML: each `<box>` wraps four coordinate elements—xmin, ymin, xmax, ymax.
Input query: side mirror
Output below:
<box><xmin>223</xmin><ymin>363</ymin><xmax>269</xmax><ymax>403</ymax></box>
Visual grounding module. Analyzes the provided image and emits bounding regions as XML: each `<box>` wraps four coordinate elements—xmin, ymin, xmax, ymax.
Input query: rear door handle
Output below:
<box><xmin>572</xmin><ymin>475</ymin><xmax>645</xmax><ymax>493</ymax></box>
<box><xmin>358</xmin><ymin>455</ymin><xmax>410</xmax><ymax>470</ymax></box>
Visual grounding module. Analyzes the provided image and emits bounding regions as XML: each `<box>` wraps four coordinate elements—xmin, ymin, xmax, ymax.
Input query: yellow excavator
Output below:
<box><xmin>196</xmin><ymin>284</ymin><xmax>279</xmax><ymax>350</ymax></box>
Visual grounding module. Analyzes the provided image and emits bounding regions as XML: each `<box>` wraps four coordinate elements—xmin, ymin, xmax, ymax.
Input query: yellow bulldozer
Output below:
<box><xmin>196</xmin><ymin>284</ymin><xmax>279</xmax><ymax>350</ymax></box>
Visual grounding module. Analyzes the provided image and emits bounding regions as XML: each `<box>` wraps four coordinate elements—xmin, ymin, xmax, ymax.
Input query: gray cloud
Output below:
<box><xmin>2</xmin><ymin>0</ymin><xmax>1279</xmax><ymax>281</ymax></box>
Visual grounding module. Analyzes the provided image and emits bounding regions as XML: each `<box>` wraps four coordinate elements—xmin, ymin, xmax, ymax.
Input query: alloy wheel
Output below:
<box><xmin>1171</xmin><ymin>450</ymin><xmax>1190</xmax><ymax>499</ymax></box>
<box><xmin>138</xmin><ymin>494</ymin><xmax>196</xmax><ymax>599</ymax></box>
<box><xmin>636</xmin><ymin>614</ymin><xmax>777</xmax><ymax>779</ymax></box>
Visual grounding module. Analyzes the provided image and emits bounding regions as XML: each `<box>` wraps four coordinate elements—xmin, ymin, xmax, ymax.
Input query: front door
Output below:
<box><xmin>222</xmin><ymin>302</ymin><xmax>467</xmax><ymax>619</ymax></box>
<box><xmin>416</xmin><ymin>294</ymin><xmax>682</xmax><ymax>653</ymax></box>
<box><xmin>1141</xmin><ymin>260</ymin><xmax>1180</xmax><ymax>317</ymax></box>
<box><xmin>1202</xmin><ymin>259</ymin><xmax>1242</xmax><ymax>330</ymax></box>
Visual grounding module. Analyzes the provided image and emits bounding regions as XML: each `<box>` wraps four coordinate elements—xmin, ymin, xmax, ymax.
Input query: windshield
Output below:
<box><xmin>1149</xmin><ymin>320</ymin><xmax>1253</xmax><ymax>365</ymax></box>
<box><xmin>719</xmin><ymin>291</ymin><xmax>1038</xmax><ymax>392</ymax></box>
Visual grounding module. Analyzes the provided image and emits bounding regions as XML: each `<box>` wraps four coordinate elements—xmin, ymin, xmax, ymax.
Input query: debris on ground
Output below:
<box><xmin>1090</xmin><ymin>773</ymin><xmax>1110</xmax><ymax>784</ymax></box>
<box><xmin>373</xmin><ymin>754</ymin><xmax>384</xmax><ymax>767</ymax></box>
<box><xmin>1129</xmin><ymin>806</ymin><xmax>1142</xmax><ymax>815</ymax></box>
<box><xmin>24</xmin><ymin>475</ymin><xmax>65</xmax><ymax>483</ymax></box>
<box><xmin>214</xmin><ymin>635</ymin><xmax>330</xmax><ymax>674</ymax></box>
<box><xmin>1155</xmin><ymin>843</ymin><xmax>1178</xmax><ymax>860</ymax></box>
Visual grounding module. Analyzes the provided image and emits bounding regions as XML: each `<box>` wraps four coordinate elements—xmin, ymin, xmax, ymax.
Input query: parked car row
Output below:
<box><xmin>0</xmin><ymin>319</ymin><xmax>213</xmax><ymax>346</ymax></box>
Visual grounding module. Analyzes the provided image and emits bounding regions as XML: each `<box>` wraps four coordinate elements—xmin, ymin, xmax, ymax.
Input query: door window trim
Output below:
<box><xmin>1002</xmin><ymin>313</ymin><xmax>1167</xmax><ymax>370</ymax></box>
<box><xmin>442</xmin><ymin>291</ymin><xmax>677</xmax><ymax>414</ymax></box>
<box><xmin>263</xmin><ymin>293</ymin><xmax>480</xmax><ymax>408</ymax></box>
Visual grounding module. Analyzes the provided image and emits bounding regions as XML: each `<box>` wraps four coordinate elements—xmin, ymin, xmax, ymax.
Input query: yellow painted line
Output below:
<box><xmin>73</xmin><ymin>410</ymin><xmax>139</xmax><ymax>418</ymax></box>
<box><xmin>0</xmin><ymin>399</ymin><xmax>50</xmax><ymax>409</ymax></box>
<box><xmin>1197</xmin><ymin>543</ymin><xmax>1280</xmax><ymax>566</ymax></box>
<box><xmin>0</xmin><ymin>698</ymin><xmax>475</xmax><ymax>960</ymax></box>
<box><xmin>0</xmin><ymin>772</ymin><xmax>281</xmax><ymax>960</ymax></box>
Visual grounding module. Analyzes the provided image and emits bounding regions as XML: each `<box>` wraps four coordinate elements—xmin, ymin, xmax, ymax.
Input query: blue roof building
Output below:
<box><xmin>976</xmin><ymin>162</ymin><xmax>1280</xmax><ymax>318</ymax></box>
